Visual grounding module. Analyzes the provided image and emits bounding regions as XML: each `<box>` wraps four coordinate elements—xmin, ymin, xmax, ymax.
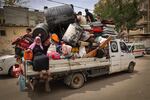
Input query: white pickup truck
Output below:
<box><xmin>25</xmin><ymin>39</ymin><xmax>136</xmax><ymax>89</ymax></box>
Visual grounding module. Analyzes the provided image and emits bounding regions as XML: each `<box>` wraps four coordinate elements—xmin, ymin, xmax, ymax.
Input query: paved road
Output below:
<box><xmin>0</xmin><ymin>55</ymin><xmax>150</xmax><ymax>100</ymax></box>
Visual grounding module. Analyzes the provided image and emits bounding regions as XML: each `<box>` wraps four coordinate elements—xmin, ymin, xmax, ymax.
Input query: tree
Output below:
<box><xmin>1</xmin><ymin>0</ymin><xmax>29</xmax><ymax>6</ymax></box>
<box><xmin>94</xmin><ymin>0</ymin><xmax>142</xmax><ymax>32</ymax></box>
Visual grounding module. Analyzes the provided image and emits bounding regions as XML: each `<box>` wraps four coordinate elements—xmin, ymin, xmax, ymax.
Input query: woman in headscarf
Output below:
<box><xmin>29</xmin><ymin>36</ymin><xmax>44</xmax><ymax>56</ymax></box>
<box><xmin>28</xmin><ymin>36</ymin><xmax>51</xmax><ymax>92</ymax></box>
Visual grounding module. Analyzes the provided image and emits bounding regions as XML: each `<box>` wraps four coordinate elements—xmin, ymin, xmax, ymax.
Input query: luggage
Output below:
<box><xmin>45</xmin><ymin>4</ymin><xmax>75</xmax><ymax>29</ymax></box>
<box><xmin>62</xmin><ymin>23</ymin><xmax>83</xmax><ymax>46</ymax></box>
<box><xmin>33</xmin><ymin>54</ymin><xmax>49</xmax><ymax>71</ymax></box>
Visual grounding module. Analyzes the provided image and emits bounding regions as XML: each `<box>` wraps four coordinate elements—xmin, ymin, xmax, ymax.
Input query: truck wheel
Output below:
<box><xmin>70</xmin><ymin>73</ymin><xmax>85</xmax><ymax>89</ymax></box>
<box><xmin>127</xmin><ymin>63</ymin><xmax>135</xmax><ymax>73</ymax></box>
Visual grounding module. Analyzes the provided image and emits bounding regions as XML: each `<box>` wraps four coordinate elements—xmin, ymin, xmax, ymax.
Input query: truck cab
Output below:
<box><xmin>109</xmin><ymin>39</ymin><xmax>135</xmax><ymax>73</ymax></box>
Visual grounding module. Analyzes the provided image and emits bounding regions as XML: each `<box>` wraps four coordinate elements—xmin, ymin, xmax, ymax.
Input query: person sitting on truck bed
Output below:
<box><xmin>29</xmin><ymin>36</ymin><xmax>44</xmax><ymax>56</ymax></box>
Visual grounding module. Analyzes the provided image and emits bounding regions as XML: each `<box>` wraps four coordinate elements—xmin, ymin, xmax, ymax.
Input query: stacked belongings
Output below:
<box><xmin>12</xmin><ymin>4</ymin><xmax>116</xmax><ymax>72</ymax></box>
<box><xmin>12</xmin><ymin>35</ymin><xmax>33</xmax><ymax>58</ymax></box>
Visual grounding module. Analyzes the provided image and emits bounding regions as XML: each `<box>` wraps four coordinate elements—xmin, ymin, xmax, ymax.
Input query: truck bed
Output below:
<box><xmin>25</xmin><ymin>58</ymin><xmax>110</xmax><ymax>76</ymax></box>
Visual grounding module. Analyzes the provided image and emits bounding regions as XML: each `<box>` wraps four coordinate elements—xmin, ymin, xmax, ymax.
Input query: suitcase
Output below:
<box><xmin>33</xmin><ymin>54</ymin><xmax>49</xmax><ymax>71</ymax></box>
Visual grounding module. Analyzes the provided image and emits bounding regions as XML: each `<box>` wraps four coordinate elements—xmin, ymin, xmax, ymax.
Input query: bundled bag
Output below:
<box><xmin>62</xmin><ymin>23</ymin><xmax>83</xmax><ymax>46</ymax></box>
<box><xmin>24</xmin><ymin>50</ymin><xmax>33</xmax><ymax>60</ymax></box>
<box><xmin>33</xmin><ymin>54</ymin><xmax>49</xmax><ymax>71</ymax></box>
<box><xmin>62</xmin><ymin>44</ymin><xmax>72</xmax><ymax>56</ymax></box>
<box><xmin>92</xmin><ymin>26</ymin><xmax>103</xmax><ymax>33</ymax></box>
<box><xmin>47</xmin><ymin>51</ymin><xmax>60</xmax><ymax>60</ymax></box>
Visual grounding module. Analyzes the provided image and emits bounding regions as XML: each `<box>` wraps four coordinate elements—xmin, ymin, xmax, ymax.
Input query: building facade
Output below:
<box><xmin>129</xmin><ymin>0</ymin><xmax>150</xmax><ymax>48</ymax></box>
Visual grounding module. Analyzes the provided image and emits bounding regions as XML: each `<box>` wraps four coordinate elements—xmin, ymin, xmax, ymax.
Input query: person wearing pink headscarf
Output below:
<box><xmin>29</xmin><ymin>36</ymin><xmax>44</xmax><ymax>56</ymax></box>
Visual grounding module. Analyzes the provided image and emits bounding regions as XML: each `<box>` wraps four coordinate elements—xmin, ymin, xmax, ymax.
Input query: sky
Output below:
<box><xmin>27</xmin><ymin>0</ymin><xmax>99</xmax><ymax>14</ymax></box>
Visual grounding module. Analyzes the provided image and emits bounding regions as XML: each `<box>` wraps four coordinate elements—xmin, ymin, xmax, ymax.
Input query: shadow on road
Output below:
<box><xmin>0</xmin><ymin>75</ymin><xmax>14</xmax><ymax>80</ymax></box>
<box><xmin>27</xmin><ymin>71</ymin><xmax>138</xmax><ymax>100</ymax></box>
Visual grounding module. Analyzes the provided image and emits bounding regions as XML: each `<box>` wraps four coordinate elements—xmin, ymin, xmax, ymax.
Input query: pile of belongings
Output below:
<box><xmin>12</xmin><ymin>4</ymin><xmax>117</xmax><ymax>71</ymax></box>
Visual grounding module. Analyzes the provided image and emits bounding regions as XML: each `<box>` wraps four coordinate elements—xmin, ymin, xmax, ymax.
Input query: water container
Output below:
<box><xmin>45</xmin><ymin>4</ymin><xmax>75</xmax><ymax>29</ymax></box>
<box><xmin>32</xmin><ymin>23</ymin><xmax>49</xmax><ymax>42</ymax></box>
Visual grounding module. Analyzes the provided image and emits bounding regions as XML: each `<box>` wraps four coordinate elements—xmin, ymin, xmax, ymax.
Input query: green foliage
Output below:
<box><xmin>94</xmin><ymin>0</ymin><xmax>142</xmax><ymax>32</ymax></box>
<box><xmin>3</xmin><ymin>0</ymin><xmax>28</xmax><ymax>6</ymax></box>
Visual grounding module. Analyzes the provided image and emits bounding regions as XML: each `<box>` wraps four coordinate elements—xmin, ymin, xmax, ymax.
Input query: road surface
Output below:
<box><xmin>0</xmin><ymin>55</ymin><xmax>150</xmax><ymax>100</ymax></box>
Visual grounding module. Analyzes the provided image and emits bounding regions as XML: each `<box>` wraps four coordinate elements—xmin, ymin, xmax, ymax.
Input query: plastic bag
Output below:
<box><xmin>48</xmin><ymin>44</ymin><xmax>56</xmax><ymax>52</ymax></box>
<box><xmin>47</xmin><ymin>51</ymin><xmax>60</xmax><ymax>60</ymax></box>
<box><xmin>62</xmin><ymin>44</ymin><xmax>72</xmax><ymax>55</ymax></box>
<box><xmin>79</xmin><ymin>46</ymin><xmax>86</xmax><ymax>57</ymax></box>
<box><xmin>18</xmin><ymin>74</ymin><xmax>26</xmax><ymax>91</ymax></box>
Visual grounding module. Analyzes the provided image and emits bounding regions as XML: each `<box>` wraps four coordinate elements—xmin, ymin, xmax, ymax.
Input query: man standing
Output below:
<box><xmin>85</xmin><ymin>9</ymin><xmax>94</xmax><ymax>23</ymax></box>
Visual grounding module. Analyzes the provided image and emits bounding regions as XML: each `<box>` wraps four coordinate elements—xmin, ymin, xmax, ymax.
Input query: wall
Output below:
<box><xmin>0</xmin><ymin>26</ymin><xmax>29</xmax><ymax>55</ymax></box>
<box><xmin>4</xmin><ymin>6</ymin><xmax>28</xmax><ymax>26</ymax></box>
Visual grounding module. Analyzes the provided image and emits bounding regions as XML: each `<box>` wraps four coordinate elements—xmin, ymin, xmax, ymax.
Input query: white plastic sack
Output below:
<box><xmin>95</xmin><ymin>36</ymin><xmax>107</xmax><ymax>43</ymax></box>
<box><xmin>79</xmin><ymin>46</ymin><xmax>86</xmax><ymax>57</ymax></box>
<box><xmin>62</xmin><ymin>23</ymin><xmax>83</xmax><ymax>46</ymax></box>
<box><xmin>48</xmin><ymin>44</ymin><xmax>56</xmax><ymax>52</ymax></box>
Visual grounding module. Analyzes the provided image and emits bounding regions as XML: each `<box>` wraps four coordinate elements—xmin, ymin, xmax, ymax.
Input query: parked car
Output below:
<box><xmin>127</xmin><ymin>43</ymin><xmax>145</xmax><ymax>57</ymax></box>
<box><xmin>145</xmin><ymin>47</ymin><xmax>150</xmax><ymax>54</ymax></box>
<box><xmin>0</xmin><ymin>55</ymin><xmax>17</xmax><ymax>76</ymax></box>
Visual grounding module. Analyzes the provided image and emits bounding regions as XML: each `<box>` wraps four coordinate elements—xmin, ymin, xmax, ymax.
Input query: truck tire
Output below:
<box><xmin>70</xmin><ymin>73</ymin><xmax>85</xmax><ymax>89</ymax></box>
<box><xmin>127</xmin><ymin>63</ymin><xmax>135</xmax><ymax>73</ymax></box>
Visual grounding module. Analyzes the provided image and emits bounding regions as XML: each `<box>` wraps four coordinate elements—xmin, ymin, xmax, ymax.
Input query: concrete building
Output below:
<box><xmin>0</xmin><ymin>6</ymin><xmax>44</xmax><ymax>55</ymax></box>
<box><xmin>129</xmin><ymin>0</ymin><xmax>150</xmax><ymax>48</ymax></box>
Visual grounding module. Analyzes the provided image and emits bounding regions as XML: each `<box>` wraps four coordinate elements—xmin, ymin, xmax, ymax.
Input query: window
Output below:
<box><xmin>110</xmin><ymin>41</ymin><xmax>118</xmax><ymax>52</ymax></box>
<box><xmin>0</xmin><ymin>30</ymin><xmax>6</xmax><ymax>36</ymax></box>
<box><xmin>135</xmin><ymin>45</ymin><xmax>145</xmax><ymax>49</ymax></box>
<box><xmin>120</xmin><ymin>42</ymin><xmax>129</xmax><ymax>52</ymax></box>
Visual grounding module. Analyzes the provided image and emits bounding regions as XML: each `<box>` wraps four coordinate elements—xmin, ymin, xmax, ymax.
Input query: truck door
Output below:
<box><xmin>109</xmin><ymin>40</ymin><xmax>121</xmax><ymax>73</ymax></box>
<box><xmin>119</xmin><ymin>42</ymin><xmax>130</xmax><ymax>70</ymax></box>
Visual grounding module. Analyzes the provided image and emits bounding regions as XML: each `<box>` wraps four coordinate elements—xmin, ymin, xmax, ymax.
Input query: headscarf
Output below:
<box><xmin>51</xmin><ymin>34</ymin><xmax>59</xmax><ymax>43</ymax></box>
<box><xmin>29</xmin><ymin>36</ymin><xmax>43</xmax><ymax>50</ymax></box>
